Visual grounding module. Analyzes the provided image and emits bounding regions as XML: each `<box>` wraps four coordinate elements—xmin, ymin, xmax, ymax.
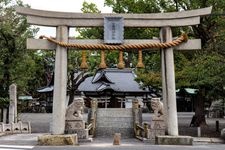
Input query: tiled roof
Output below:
<box><xmin>78</xmin><ymin>68</ymin><xmax>148</xmax><ymax>93</ymax></box>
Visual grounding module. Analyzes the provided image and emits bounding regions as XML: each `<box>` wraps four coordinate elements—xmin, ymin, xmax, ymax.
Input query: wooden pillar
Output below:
<box><xmin>52</xmin><ymin>26</ymin><xmax>68</xmax><ymax>135</ymax></box>
<box><xmin>160</xmin><ymin>27</ymin><xmax>178</xmax><ymax>136</ymax></box>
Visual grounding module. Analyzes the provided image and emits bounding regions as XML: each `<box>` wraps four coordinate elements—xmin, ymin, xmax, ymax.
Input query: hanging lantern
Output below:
<box><xmin>80</xmin><ymin>50</ymin><xmax>88</xmax><ymax>69</ymax></box>
<box><xmin>117</xmin><ymin>50</ymin><xmax>125</xmax><ymax>69</ymax></box>
<box><xmin>136</xmin><ymin>49</ymin><xmax>145</xmax><ymax>68</ymax></box>
<box><xmin>99</xmin><ymin>50</ymin><xmax>107</xmax><ymax>69</ymax></box>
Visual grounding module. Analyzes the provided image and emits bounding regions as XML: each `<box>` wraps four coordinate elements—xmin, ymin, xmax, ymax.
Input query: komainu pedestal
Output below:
<box><xmin>149</xmin><ymin>98</ymin><xmax>165</xmax><ymax>140</ymax></box>
<box><xmin>149</xmin><ymin>118</ymin><xmax>166</xmax><ymax>140</ymax></box>
<box><xmin>65</xmin><ymin>98</ymin><xmax>89</xmax><ymax>139</ymax></box>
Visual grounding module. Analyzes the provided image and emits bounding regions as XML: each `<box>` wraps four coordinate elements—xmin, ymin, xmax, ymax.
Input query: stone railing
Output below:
<box><xmin>87</xmin><ymin>99</ymin><xmax>98</xmax><ymax>137</ymax></box>
<box><xmin>0</xmin><ymin>121</ymin><xmax>31</xmax><ymax>135</ymax></box>
<box><xmin>134</xmin><ymin>120</ymin><xmax>165</xmax><ymax>141</ymax></box>
<box><xmin>133</xmin><ymin>99</ymin><xmax>165</xmax><ymax>141</ymax></box>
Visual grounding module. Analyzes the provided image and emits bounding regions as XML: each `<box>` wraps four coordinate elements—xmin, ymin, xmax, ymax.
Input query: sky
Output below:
<box><xmin>21</xmin><ymin>0</ymin><xmax>112</xmax><ymax>37</ymax></box>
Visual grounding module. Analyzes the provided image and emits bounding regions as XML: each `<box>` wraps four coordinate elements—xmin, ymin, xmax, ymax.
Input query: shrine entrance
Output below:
<box><xmin>16</xmin><ymin>6</ymin><xmax>211</xmax><ymax>144</ymax></box>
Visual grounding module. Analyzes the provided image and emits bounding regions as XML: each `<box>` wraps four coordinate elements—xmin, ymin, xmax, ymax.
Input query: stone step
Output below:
<box><xmin>96</xmin><ymin>108</ymin><xmax>134</xmax><ymax>138</ymax></box>
<box><xmin>97</xmin><ymin>121</ymin><xmax>133</xmax><ymax>128</ymax></box>
<box><xmin>96</xmin><ymin>127</ymin><xmax>134</xmax><ymax>138</ymax></box>
<box><xmin>97</xmin><ymin>108</ymin><xmax>133</xmax><ymax>117</ymax></box>
<box><xmin>97</xmin><ymin>117</ymin><xmax>133</xmax><ymax>123</ymax></box>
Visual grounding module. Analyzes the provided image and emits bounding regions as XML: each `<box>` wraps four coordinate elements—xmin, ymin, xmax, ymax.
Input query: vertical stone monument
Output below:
<box><xmin>9</xmin><ymin>84</ymin><xmax>17</xmax><ymax>123</ymax></box>
<box><xmin>65</xmin><ymin>98</ymin><xmax>89</xmax><ymax>139</ymax></box>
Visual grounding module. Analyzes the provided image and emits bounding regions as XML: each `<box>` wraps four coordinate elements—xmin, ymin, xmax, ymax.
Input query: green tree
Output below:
<box><xmin>172</xmin><ymin>0</ymin><xmax>225</xmax><ymax>126</ymax></box>
<box><xmin>77</xmin><ymin>0</ymin><xmax>225</xmax><ymax>127</ymax></box>
<box><xmin>0</xmin><ymin>0</ymin><xmax>39</xmax><ymax>98</ymax></box>
<box><xmin>104</xmin><ymin>0</ymin><xmax>225</xmax><ymax>126</ymax></box>
<box><xmin>67</xmin><ymin>1</ymin><xmax>101</xmax><ymax>104</ymax></box>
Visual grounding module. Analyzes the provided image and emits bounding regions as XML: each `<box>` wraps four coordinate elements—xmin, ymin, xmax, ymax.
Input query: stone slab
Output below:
<box><xmin>38</xmin><ymin>134</ymin><xmax>78</xmax><ymax>146</ymax></box>
<box><xmin>194</xmin><ymin>137</ymin><xmax>224</xmax><ymax>144</ymax></box>
<box><xmin>78</xmin><ymin>137</ymin><xmax>93</xmax><ymax>143</ymax></box>
<box><xmin>155</xmin><ymin>135</ymin><xmax>193</xmax><ymax>145</ymax></box>
<box><xmin>97</xmin><ymin>119</ymin><xmax>133</xmax><ymax>128</ymax></box>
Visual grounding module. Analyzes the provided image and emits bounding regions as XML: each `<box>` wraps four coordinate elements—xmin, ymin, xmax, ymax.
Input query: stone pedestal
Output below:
<box><xmin>149</xmin><ymin>118</ymin><xmax>165</xmax><ymax>140</ymax></box>
<box><xmin>38</xmin><ymin>134</ymin><xmax>78</xmax><ymax>146</ymax></box>
<box><xmin>155</xmin><ymin>135</ymin><xmax>193</xmax><ymax>145</ymax></box>
<box><xmin>65</xmin><ymin>98</ymin><xmax>89</xmax><ymax>140</ymax></box>
<box><xmin>148</xmin><ymin>98</ymin><xmax>165</xmax><ymax>140</ymax></box>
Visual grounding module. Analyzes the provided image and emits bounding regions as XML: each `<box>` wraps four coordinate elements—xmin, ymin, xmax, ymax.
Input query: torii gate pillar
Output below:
<box><xmin>160</xmin><ymin>27</ymin><xmax>178</xmax><ymax>136</ymax></box>
<box><xmin>52</xmin><ymin>26</ymin><xmax>68</xmax><ymax>134</ymax></box>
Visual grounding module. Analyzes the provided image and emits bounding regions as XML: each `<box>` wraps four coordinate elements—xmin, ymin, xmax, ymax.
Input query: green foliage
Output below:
<box><xmin>103</xmin><ymin>0</ymin><xmax>225</xmax><ymax>100</ymax></box>
<box><xmin>105</xmin><ymin>0</ymin><xmax>161</xmax><ymax>13</ymax></box>
<box><xmin>81</xmin><ymin>1</ymin><xmax>100</xmax><ymax>13</ymax></box>
<box><xmin>0</xmin><ymin>0</ymin><xmax>39</xmax><ymax>97</ymax></box>
<box><xmin>176</xmin><ymin>52</ymin><xmax>225</xmax><ymax>97</ymax></box>
<box><xmin>136</xmin><ymin>70</ymin><xmax>161</xmax><ymax>87</ymax></box>
<box><xmin>0</xmin><ymin>97</ymin><xmax>9</xmax><ymax>108</ymax></box>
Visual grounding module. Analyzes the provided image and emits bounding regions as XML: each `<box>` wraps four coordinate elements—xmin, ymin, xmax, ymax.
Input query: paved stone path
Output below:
<box><xmin>0</xmin><ymin>134</ymin><xmax>225</xmax><ymax>150</ymax></box>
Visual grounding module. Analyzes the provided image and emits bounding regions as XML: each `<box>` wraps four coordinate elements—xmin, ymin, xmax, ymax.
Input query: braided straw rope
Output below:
<box><xmin>39</xmin><ymin>33</ymin><xmax>188</xmax><ymax>50</ymax></box>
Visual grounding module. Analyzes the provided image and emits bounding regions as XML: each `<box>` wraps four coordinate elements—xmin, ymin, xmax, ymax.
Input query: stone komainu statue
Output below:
<box><xmin>151</xmin><ymin>98</ymin><xmax>164</xmax><ymax>118</ymax></box>
<box><xmin>66</xmin><ymin>98</ymin><xmax>84</xmax><ymax>120</ymax></box>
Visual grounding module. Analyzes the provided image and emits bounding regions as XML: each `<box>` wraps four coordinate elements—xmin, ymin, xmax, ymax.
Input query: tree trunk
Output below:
<box><xmin>67</xmin><ymin>71</ymin><xmax>91</xmax><ymax>106</ymax></box>
<box><xmin>190</xmin><ymin>88</ymin><xmax>207</xmax><ymax>127</ymax></box>
<box><xmin>68</xmin><ymin>72</ymin><xmax>75</xmax><ymax>106</ymax></box>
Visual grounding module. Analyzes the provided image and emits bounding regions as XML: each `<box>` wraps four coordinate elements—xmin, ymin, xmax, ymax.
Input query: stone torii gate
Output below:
<box><xmin>16</xmin><ymin>7</ymin><xmax>211</xmax><ymax>139</ymax></box>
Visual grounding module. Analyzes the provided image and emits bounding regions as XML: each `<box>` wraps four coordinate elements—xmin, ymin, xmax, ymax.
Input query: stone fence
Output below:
<box><xmin>0</xmin><ymin>121</ymin><xmax>31</xmax><ymax>134</ymax></box>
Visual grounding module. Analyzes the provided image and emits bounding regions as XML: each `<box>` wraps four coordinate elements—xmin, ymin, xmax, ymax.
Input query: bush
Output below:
<box><xmin>0</xmin><ymin>97</ymin><xmax>10</xmax><ymax>108</ymax></box>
